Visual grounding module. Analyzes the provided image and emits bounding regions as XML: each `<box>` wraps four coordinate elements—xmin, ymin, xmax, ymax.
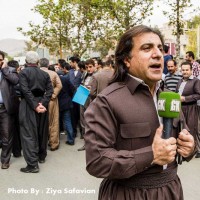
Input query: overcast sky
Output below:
<box><xmin>0</xmin><ymin>0</ymin><xmax>200</xmax><ymax>40</ymax></box>
<box><xmin>0</xmin><ymin>0</ymin><xmax>42</xmax><ymax>40</ymax></box>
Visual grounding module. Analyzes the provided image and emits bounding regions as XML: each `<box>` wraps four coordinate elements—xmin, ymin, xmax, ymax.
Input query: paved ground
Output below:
<box><xmin>1</xmin><ymin>134</ymin><xmax>200</xmax><ymax>200</ymax></box>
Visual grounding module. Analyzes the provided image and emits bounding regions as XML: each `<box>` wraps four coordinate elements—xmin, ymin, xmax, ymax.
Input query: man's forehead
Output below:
<box><xmin>167</xmin><ymin>61</ymin><xmax>175</xmax><ymax>66</ymax></box>
<box><xmin>182</xmin><ymin>65</ymin><xmax>191</xmax><ymax>68</ymax></box>
<box><xmin>86</xmin><ymin>64</ymin><xmax>94</xmax><ymax>68</ymax></box>
<box><xmin>133</xmin><ymin>32</ymin><xmax>162</xmax><ymax>45</ymax></box>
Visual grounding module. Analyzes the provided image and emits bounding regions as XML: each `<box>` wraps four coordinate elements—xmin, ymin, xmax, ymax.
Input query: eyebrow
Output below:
<box><xmin>140</xmin><ymin>43</ymin><xmax>163</xmax><ymax>48</ymax></box>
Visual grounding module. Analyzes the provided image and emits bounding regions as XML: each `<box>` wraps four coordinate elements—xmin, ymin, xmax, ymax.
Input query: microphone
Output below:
<box><xmin>157</xmin><ymin>92</ymin><xmax>181</xmax><ymax>139</ymax></box>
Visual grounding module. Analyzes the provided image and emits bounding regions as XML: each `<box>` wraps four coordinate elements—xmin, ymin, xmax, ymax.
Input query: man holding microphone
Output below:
<box><xmin>84</xmin><ymin>25</ymin><xmax>196</xmax><ymax>200</ymax></box>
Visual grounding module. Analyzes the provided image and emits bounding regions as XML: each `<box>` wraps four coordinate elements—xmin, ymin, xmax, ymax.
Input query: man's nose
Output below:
<box><xmin>152</xmin><ymin>47</ymin><xmax>163</xmax><ymax>58</ymax></box>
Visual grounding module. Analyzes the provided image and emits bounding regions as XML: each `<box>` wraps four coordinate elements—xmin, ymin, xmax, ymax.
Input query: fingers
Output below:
<box><xmin>178</xmin><ymin>130</ymin><xmax>191</xmax><ymax>142</ymax></box>
<box><xmin>177</xmin><ymin>148</ymin><xmax>190</xmax><ymax>158</ymax></box>
<box><xmin>155</xmin><ymin>125</ymin><xmax>163</xmax><ymax>138</ymax></box>
<box><xmin>168</xmin><ymin>137</ymin><xmax>177</xmax><ymax>145</ymax></box>
<box><xmin>152</xmin><ymin>128</ymin><xmax>177</xmax><ymax>165</ymax></box>
<box><xmin>177</xmin><ymin>130</ymin><xmax>195</xmax><ymax>158</ymax></box>
<box><xmin>166</xmin><ymin>143</ymin><xmax>177</xmax><ymax>155</ymax></box>
<box><xmin>37</xmin><ymin>103</ymin><xmax>46</xmax><ymax>111</ymax></box>
<box><xmin>182</xmin><ymin>129</ymin><xmax>189</xmax><ymax>135</ymax></box>
<box><xmin>177</xmin><ymin>138</ymin><xmax>194</xmax><ymax>150</ymax></box>
<box><xmin>37</xmin><ymin>108</ymin><xmax>46</xmax><ymax>113</ymax></box>
<box><xmin>36</xmin><ymin>103</ymin><xmax>47</xmax><ymax>113</ymax></box>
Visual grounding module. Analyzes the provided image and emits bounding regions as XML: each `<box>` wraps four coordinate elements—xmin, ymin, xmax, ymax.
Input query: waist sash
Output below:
<box><xmin>112</xmin><ymin>166</ymin><xmax>177</xmax><ymax>189</ymax></box>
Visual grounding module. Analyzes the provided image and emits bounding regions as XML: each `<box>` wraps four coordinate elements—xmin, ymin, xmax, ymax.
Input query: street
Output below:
<box><xmin>1</xmin><ymin>134</ymin><xmax>200</xmax><ymax>200</ymax></box>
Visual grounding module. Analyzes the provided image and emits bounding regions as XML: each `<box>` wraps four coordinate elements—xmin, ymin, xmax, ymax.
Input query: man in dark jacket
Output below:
<box><xmin>176</xmin><ymin>61</ymin><xmax>200</xmax><ymax>149</ymax></box>
<box><xmin>69</xmin><ymin>56</ymin><xmax>82</xmax><ymax>136</ymax></box>
<box><xmin>0</xmin><ymin>51</ymin><xmax>19</xmax><ymax>169</ymax></box>
<box><xmin>19</xmin><ymin>51</ymin><xmax>53</xmax><ymax>173</ymax></box>
<box><xmin>7</xmin><ymin>60</ymin><xmax>22</xmax><ymax>158</ymax></box>
<box><xmin>58</xmin><ymin>63</ymin><xmax>75</xmax><ymax>145</ymax></box>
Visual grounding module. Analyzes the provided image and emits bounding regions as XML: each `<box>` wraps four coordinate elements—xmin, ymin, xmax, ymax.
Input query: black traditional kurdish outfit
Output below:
<box><xmin>19</xmin><ymin>65</ymin><xmax>53</xmax><ymax>167</ymax></box>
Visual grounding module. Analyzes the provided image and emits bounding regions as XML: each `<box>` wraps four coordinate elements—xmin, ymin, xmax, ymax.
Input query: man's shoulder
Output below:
<box><xmin>92</xmin><ymin>71</ymin><xmax>101</xmax><ymax>79</ymax></box>
<box><xmin>165</xmin><ymin>73</ymin><xmax>171</xmax><ymax>77</ymax></box>
<box><xmin>193</xmin><ymin>76</ymin><xmax>200</xmax><ymax>82</ymax></box>
<box><xmin>45</xmin><ymin>69</ymin><xmax>58</xmax><ymax>77</ymax></box>
<box><xmin>93</xmin><ymin>69</ymin><xmax>114</xmax><ymax>81</ymax></box>
<box><xmin>39</xmin><ymin>68</ymin><xmax>52</xmax><ymax>77</ymax></box>
<box><xmin>68</xmin><ymin>69</ymin><xmax>74</xmax><ymax>75</ymax></box>
<box><xmin>192</xmin><ymin>61</ymin><xmax>200</xmax><ymax>67</ymax></box>
<box><xmin>165</xmin><ymin>71</ymin><xmax>182</xmax><ymax>78</ymax></box>
<box><xmin>60</xmin><ymin>74</ymin><xmax>70</xmax><ymax>81</ymax></box>
<box><xmin>69</xmin><ymin>69</ymin><xmax>82</xmax><ymax>77</ymax></box>
<box><xmin>100</xmin><ymin>82</ymin><xmax>126</xmax><ymax>96</ymax></box>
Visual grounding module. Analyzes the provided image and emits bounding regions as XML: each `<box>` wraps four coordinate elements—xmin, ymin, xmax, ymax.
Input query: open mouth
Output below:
<box><xmin>149</xmin><ymin>64</ymin><xmax>161</xmax><ymax>69</ymax></box>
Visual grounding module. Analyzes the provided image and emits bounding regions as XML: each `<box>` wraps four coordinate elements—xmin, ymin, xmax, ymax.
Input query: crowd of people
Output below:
<box><xmin>0</xmin><ymin>50</ymin><xmax>114</xmax><ymax>172</ymax></box>
<box><xmin>0</xmin><ymin>24</ymin><xmax>199</xmax><ymax>199</ymax></box>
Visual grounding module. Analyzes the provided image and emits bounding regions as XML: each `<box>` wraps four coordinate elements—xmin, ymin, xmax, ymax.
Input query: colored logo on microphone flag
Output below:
<box><xmin>72</xmin><ymin>85</ymin><xmax>90</xmax><ymax>106</ymax></box>
<box><xmin>158</xmin><ymin>92</ymin><xmax>181</xmax><ymax>118</ymax></box>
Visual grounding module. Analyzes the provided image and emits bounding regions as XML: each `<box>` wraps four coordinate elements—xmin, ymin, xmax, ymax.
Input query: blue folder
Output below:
<box><xmin>72</xmin><ymin>85</ymin><xmax>90</xmax><ymax>106</ymax></box>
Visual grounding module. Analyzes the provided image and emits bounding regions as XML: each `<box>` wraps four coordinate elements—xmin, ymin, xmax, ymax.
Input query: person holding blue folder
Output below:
<box><xmin>77</xmin><ymin>59</ymin><xmax>96</xmax><ymax>151</ymax></box>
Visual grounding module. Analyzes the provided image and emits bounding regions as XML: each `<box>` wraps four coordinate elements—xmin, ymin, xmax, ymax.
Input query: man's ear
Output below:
<box><xmin>124</xmin><ymin>57</ymin><xmax>130</xmax><ymax>68</ymax></box>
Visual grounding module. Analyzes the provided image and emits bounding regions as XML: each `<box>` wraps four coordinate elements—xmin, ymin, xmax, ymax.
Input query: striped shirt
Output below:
<box><xmin>164</xmin><ymin>71</ymin><xmax>182</xmax><ymax>92</ymax></box>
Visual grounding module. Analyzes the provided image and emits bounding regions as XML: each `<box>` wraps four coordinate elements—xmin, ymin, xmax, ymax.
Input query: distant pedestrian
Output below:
<box><xmin>58</xmin><ymin>62</ymin><xmax>75</xmax><ymax>145</ymax></box>
<box><xmin>185</xmin><ymin>51</ymin><xmax>200</xmax><ymax>77</ymax></box>
<box><xmin>90</xmin><ymin>59</ymin><xmax>114</xmax><ymax>100</ymax></box>
<box><xmin>164</xmin><ymin>59</ymin><xmax>182</xmax><ymax>92</ymax></box>
<box><xmin>176</xmin><ymin>61</ymin><xmax>200</xmax><ymax>141</ymax></box>
<box><xmin>163</xmin><ymin>45</ymin><xmax>173</xmax><ymax>75</ymax></box>
<box><xmin>69</xmin><ymin>56</ymin><xmax>82</xmax><ymax>137</ymax></box>
<box><xmin>78</xmin><ymin>59</ymin><xmax>96</xmax><ymax>151</ymax></box>
<box><xmin>40</xmin><ymin>58</ymin><xmax>62</xmax><ymax>151</ymax></box>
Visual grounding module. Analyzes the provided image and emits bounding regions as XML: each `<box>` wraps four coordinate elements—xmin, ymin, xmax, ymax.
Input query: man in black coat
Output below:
<box><xmin>0</xmin><ymin>51</ymin><xmax>19</xmax><ymax>169</ymax></box>
<box><xmin>19</xmin><ymin>51</ymin><xmax>53</xmax><ymax>173</ymax></box>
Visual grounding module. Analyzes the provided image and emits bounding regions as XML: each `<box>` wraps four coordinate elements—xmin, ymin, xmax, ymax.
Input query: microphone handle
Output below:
<box><xmin>162</xmin><ymin>118</ymin><xmax>173</xmax><ymax>139</ymax></box>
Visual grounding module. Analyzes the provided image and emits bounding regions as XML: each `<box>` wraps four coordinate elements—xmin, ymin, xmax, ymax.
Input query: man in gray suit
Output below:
<box><xmin>0</xmin><ymin>51</ymin><xmax>19</xmax><ymax>169</ymax></box>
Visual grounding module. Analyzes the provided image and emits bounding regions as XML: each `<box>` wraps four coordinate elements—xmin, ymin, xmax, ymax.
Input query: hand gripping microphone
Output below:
<box><xmin>157</xmin><ymin>92</ymin><xmax>181</xmax><ymax>139</ymax></box>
